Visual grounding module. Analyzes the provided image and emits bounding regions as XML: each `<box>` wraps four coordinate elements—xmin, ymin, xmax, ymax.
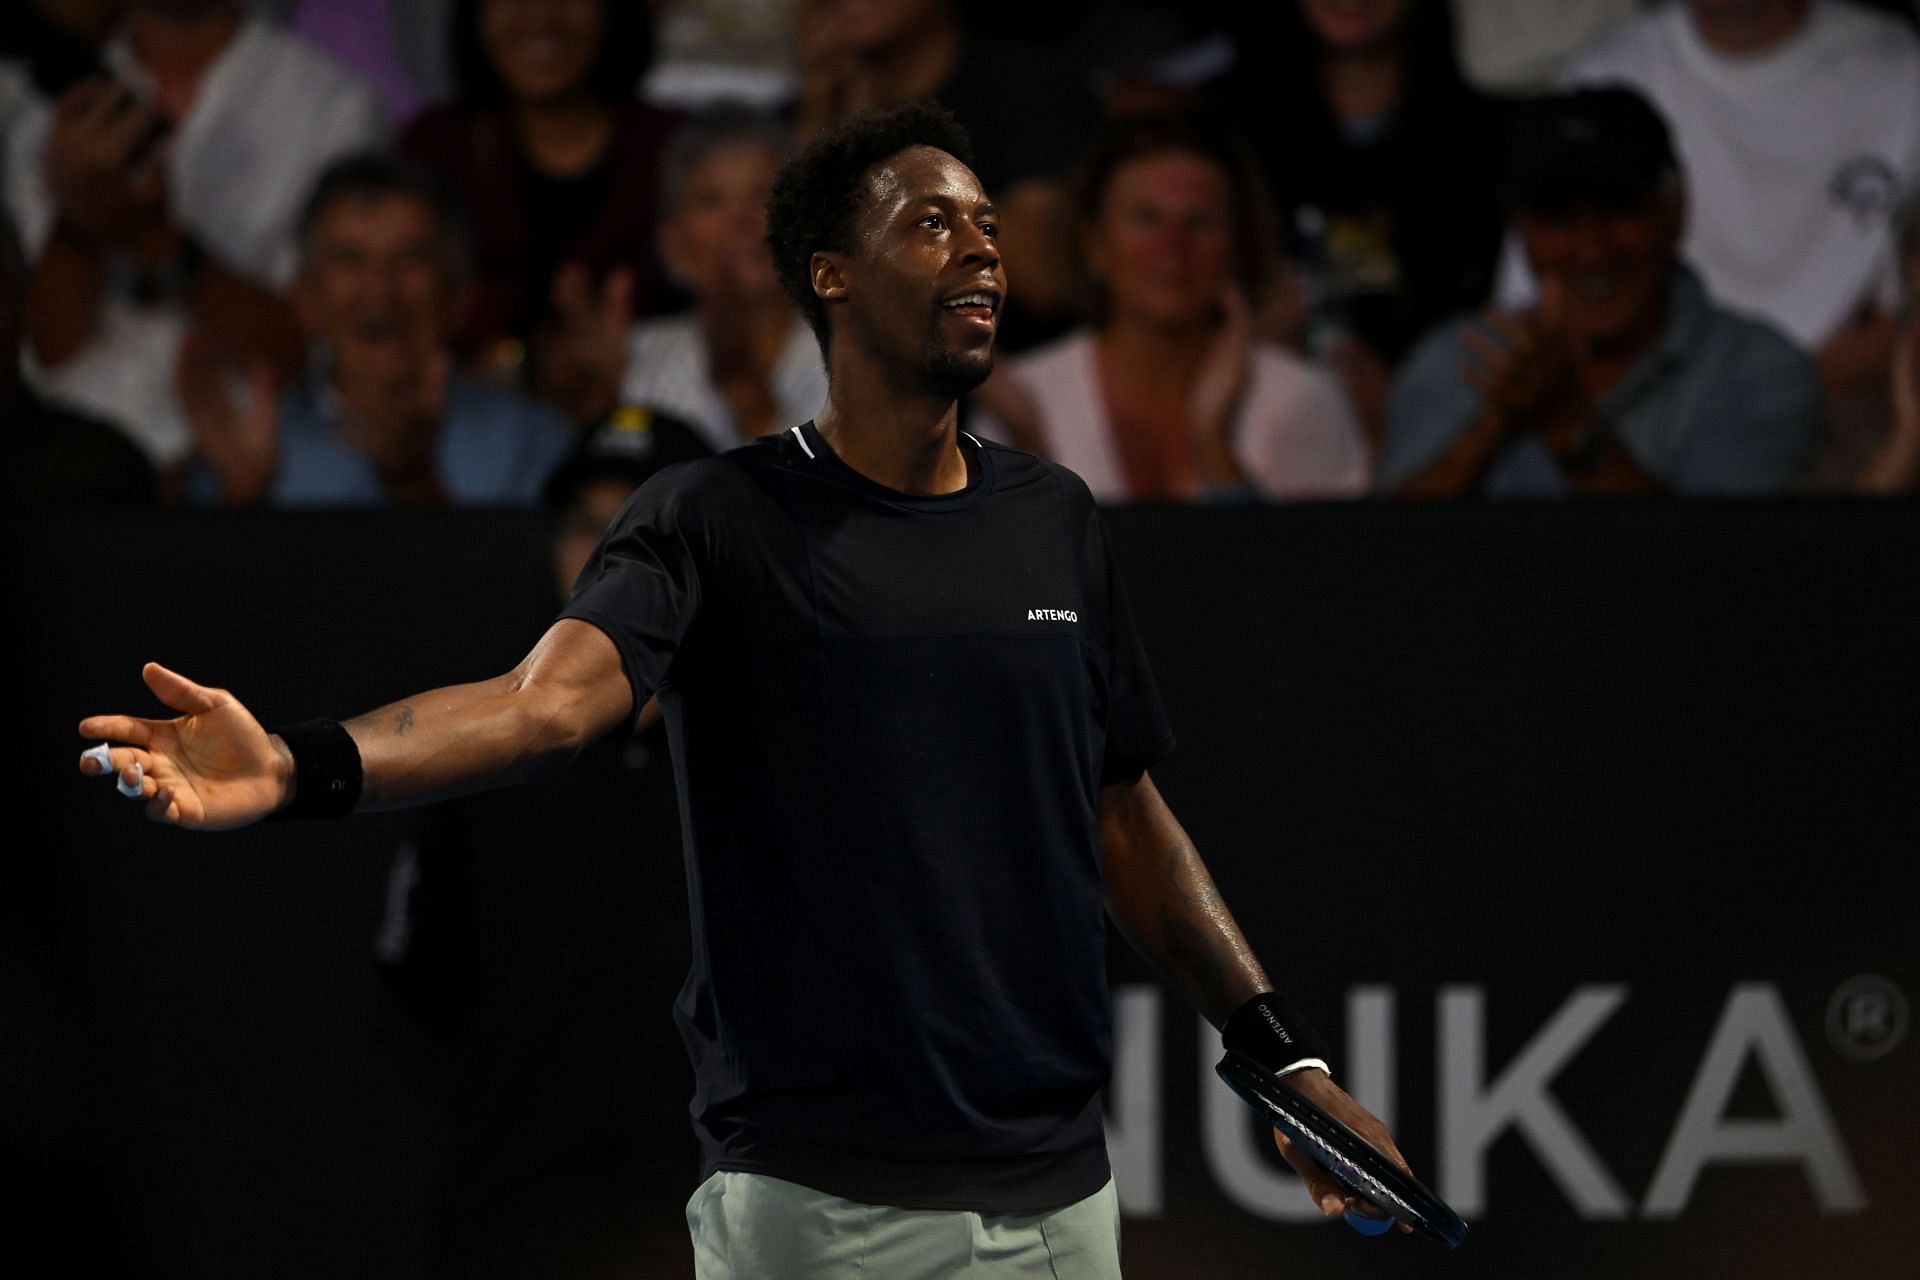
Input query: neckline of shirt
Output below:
<box><xmin>790</xmin><ymin>420</ymin><xmax>996</xmax><ymax>511</ymax></box>
<box><xmin>1667</xmin><ymin>1</ymin><xmax>1833</xmax><ymax>95</ymax></box>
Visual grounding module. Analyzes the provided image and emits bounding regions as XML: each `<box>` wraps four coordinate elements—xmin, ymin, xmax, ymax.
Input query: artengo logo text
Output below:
<box><xmin>1029</xmin><ymin>609</ymin><xmax>1078</xmax><ymax>622</ymax></box>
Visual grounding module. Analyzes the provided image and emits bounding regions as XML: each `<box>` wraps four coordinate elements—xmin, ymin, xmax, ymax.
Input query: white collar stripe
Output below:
<box><xmin>791</xmin><ymin>425</ymin><xmax>816</xmax><ymax>459</ymax></box>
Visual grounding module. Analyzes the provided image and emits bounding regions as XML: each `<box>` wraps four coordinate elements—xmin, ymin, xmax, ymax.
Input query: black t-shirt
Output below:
<box><xmin>558</xmin><ymin>421</ymin><xmax>1174</xmax><ymax>1212</ymax></box>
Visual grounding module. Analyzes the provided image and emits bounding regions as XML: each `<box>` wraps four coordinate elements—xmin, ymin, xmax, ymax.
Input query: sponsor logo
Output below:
<box><xmin>1029</xmin><ymin>608</ymin><xmax>1078</xmax><ymax>622</ymax></box>
<box><xmin>1107</xmin><ymin>980</ymin><xmax>1878</xmax><ymax>1221</ymax></box>
<box><xmin>1829</xmin><ymin>155</ymin><xmax>1898</xmax><ymax>227</ymax></box>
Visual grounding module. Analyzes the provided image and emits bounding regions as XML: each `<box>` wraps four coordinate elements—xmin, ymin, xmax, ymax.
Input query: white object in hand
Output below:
<box><xmin>84</xmin><ymin>742</ymin><xmax>114</xmax><ymax>774</ymax></box>
<box><xmin>117</xmin><ymin>761</ymin><xmax>144</xmax><ymax>798</ymax></box>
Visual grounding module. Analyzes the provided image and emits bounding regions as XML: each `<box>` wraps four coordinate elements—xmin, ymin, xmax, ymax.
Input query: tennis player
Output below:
<box><xmin>78</xmin><ymin>104</ymin><xmax>1409</xmax><ymax>1277</ymax></box>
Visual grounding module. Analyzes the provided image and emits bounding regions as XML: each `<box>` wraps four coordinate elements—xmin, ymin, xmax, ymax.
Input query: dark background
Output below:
<box><xmin>6</xmin><ymin>503</ymin><xmax>1917</xmax><ymax>1278</ymax></box>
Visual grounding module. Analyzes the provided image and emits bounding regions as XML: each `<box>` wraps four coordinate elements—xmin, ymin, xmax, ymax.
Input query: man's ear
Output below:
<box><xmin>811</xmin><ymin>251</ymin><xmax>848</xmax><ymax>302</ymax></box>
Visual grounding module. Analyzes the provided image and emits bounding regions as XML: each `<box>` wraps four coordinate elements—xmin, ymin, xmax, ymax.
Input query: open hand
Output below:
<box><xmin>1273</xmin><ymin>1069</ymin><xmax>1415</xmax><ymax>1234</ymax></box>
<box><xmin>175</xmin><ymin>331</ymin><xmax>279</xmax><ymax>504</ymax></box>
<box><xmin>44</xmin><ymin>77</ymin><xmax>170</xmax><ymax>248</ymax></box>
<box><xmin>1191</xmin><ymin>284</ymin><xmax>1254</xmax><ymax>445</ymax></box>
<box><xmin>78</xmin><ymin>663</ymin><xmax>291</xmax><ymax>829</ymax></box>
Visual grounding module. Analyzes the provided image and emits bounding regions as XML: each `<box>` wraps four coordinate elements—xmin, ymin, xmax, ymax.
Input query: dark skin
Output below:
<box><xmin>76</xmin><ymin>144</ymin><xmax>1409</xmax><ymax>1227</ymax></box>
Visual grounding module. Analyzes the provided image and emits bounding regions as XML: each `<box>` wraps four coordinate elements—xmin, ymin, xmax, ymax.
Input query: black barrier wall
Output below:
<box><xmin>10</xmin><ymin>505</ymin><xmax>1919</xmax><ymax>1279</ymax></box>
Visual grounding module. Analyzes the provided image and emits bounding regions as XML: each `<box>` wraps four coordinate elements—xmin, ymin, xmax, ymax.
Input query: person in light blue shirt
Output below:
<box><xmin>1378</xmin><ymin>86</ymin><xmax>1822</xmax><ymax>499</ymax></box>
<box><xmin>183</xmin><ymin>151</ymin><xmax>573</xmax><ymax>506</ymax></box>
<box><xmin>267</xmin><ymin>362</ymin><xmax>574</xmax><ymax>507</ymax></box>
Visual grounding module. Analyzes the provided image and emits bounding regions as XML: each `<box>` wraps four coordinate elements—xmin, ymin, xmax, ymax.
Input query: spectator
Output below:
<box><xmin>996</xmin><ymin>117</ymin><xmax>1369</xmax><ymax>503</ymax></box>
<box><xmin>791</xmin><ymin>0</ymin><xmax>1104</xmax><ymax>348</ymax></box>
<box><xmin>1</xmin><ymin>0</ymin><xmax>384</xmax><ymax>479</ymax></box>
<box><xmin>544</xmin><ymin>407</ymin><xmax>715</xmax><ymax>598</ymax></box>
<box><xmin>1540</xmin><ymin>0</ymin><xmax>1920</xmax><ymax>408</ymax></box>
<box><xmin>542</xmin><ymin>106</ymin><xmax>825</xmax><ymax>447</ymax></box>
<box><xmin>0</xmin><ymin>202</ymin><xmax>153</xmax><ymax>505</ymax></box>
<box><xmin>400</xmin><ymin>0</ymin><xmax>679</xmax><ymax>397</ymax></box>
<box><xmin>1449</xmin><ymin>0</ymin><xmax>1643</xmax><ymax>93</ymax></box>
<box><xmin>181</xmin><ymin>152</ymin><xmax>573</xmax><ymax>506</ymax></box>
<box><xmin>1380</xmin><ymin>87</ymin><xmax>1823</xmax><ymax>498</ymax></box>
<box><xmin>1214</xmin><ymin>0</ymin><xmax>1510</xmax><ymax>444</ymax></box>
<box><xmin>1857</xmin><ymin>194</ymin><xmax>1920</xmax><ymax>494</ymax></box>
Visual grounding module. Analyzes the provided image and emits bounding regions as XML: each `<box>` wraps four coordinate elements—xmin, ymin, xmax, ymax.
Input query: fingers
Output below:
<box><xmin>101</xmin><ymin>94</ymin><xmax>161</xmax><ymax>161</ymax></box>
<box><xmin>145</xmin><ymin>783</ymin><xmax>182</xmax><ymax>825</ymax></box>
<box><xmin>56</xmin><ymin>78</ymin><xmax>131</xmax><ymax>134</ymax></box>
<box><xmin>78</xmin><ymin>714</ymin><xmax>156</xmax><ymax>746</ymax></box>
<box><xmin>600</xmin><ymin>267</ymin><xmax>635</xmax><ymax>328</ymax></box>
<box><xmin>77</xmin><ymin>744</ymin><xmax>156</xmax><ymax>782</ymax></box>
<box><xmin>1461</xmin><ymin>327</ymin><xmax>1511</xmax><ymax>397</ymax></box>
<box><xmin>77</xmin><ymin>746</ymin><xmax>161</xmax><ymax>805</ymax></box>
<box><xmin>1462</xmin><ymin>326</ymin><xmax>1508</xmax><ymax>375</ymax></box>
<box><xmin>1273</xmin><ymin>1130</ymin><xmax>1347</xmax><ymax>1218</ymax></box>
<box><xmin>420</xmin><ymin>352</ymin><xmax>451</xmax><ymax>418</ymax></box>
<box><xmin>245</xmin><ymin>360</ymin><xmax>278</xmax><ymax>409</ymax></box>
<box><xmin>142</xmin><ymin>662</ymin><xmax>224</xmax><ymax>715</ymax></box>
<box><xmin>550</xmin><ymin>261</ymin><xmax>592</xmax><ymax>320</ymax></box>
<box><xmin>1537</xmin><ymin>274</ymin><xmax>1568</xmax><ymax>327</ymax></box>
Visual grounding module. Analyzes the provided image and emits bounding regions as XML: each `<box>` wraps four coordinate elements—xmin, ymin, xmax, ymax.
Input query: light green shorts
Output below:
<box><xmin>686</xmin><ymin>1170</ymin><xmax>1123</xmax><ymax>1279</ymax></box>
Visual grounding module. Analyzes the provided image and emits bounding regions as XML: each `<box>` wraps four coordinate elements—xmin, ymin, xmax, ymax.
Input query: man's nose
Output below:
<box><xmin>956</xmin><ymin>219</ymin><xmax>999</xmax><ymax>269</ymax></box>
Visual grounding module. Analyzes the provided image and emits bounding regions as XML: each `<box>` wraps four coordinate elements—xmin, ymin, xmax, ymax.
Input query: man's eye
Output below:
<box><xmin>920</xmin><ymin>214</ymin><xmax>945</xmax><ymax>230</ymax></box>
<box><xmin>980</xmin><ymin>222</ymin><xmax>998</xmax><ymax>239</ymax></box>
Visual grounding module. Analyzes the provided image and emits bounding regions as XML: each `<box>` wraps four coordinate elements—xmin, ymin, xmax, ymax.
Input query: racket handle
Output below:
<box><xmin>1345</xmin><ymin>1210</ymin><xmax>1396</xmax><ymax>1237</ymax></box>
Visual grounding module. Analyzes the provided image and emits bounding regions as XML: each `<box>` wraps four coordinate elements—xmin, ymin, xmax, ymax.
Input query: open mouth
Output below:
<box><xmin>940</xmin><ymin>289</ymin><xmax>1001</xmax><ymax>332</ymax></box>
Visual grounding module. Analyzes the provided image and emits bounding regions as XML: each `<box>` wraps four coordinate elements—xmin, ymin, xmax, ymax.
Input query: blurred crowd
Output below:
<box><xmin>3</xmin><ymin>0</ymin><xmax>1919</xmax><ymax>514</ymax></box>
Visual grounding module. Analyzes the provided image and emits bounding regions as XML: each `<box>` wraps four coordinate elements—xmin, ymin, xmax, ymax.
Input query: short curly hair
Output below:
<box><xmin>765</xmin><ymin>103</ymin><xmax>976</xmax><ymax>356</ymax></box>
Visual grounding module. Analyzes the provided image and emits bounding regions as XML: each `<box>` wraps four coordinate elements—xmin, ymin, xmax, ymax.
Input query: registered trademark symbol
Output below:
<box><xmin>1826</xmin><ymin>975</ymin><xmax>1909</xmax><ymax>1063</ymax></box>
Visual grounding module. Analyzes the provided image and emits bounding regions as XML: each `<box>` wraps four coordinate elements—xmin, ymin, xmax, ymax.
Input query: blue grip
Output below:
<box><xmin>1345</xmin><ymin>1210</ymin><xmax>1396</xmax><ymax>1236</ymax></box>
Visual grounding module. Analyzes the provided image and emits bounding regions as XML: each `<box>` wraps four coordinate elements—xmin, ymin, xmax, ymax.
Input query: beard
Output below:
<box><xmin>917</xmin><ymin>332</ymin><xmax>994</xmax><ymax>398</ymax></box>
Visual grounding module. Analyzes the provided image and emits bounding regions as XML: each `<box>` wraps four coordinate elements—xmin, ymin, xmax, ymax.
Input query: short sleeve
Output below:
<box><xmin>1085</xmin><ymin>506</ymin><xmax>1175</xmax><ymax>785</ymax></box>
<box><xmin>1665</xmin><ymin>328</ymin><xmax>1824</xmax><ymax>495</ymax></box>
<box><xmin>556</xmin><ymin>465</ymin><xmax>705</xmax><ymax>715</ymax></box>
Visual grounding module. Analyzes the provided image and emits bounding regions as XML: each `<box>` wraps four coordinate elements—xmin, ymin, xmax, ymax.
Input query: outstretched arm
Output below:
<box><xmin>78</xmin><ymin>619</ymin><xmax>633</xmax><ymax>828</ymax></box>
<box><xmin>1100</xmin><ymin>771</ymin><xmax>1412</xmax><ymax>1227</ymax></box>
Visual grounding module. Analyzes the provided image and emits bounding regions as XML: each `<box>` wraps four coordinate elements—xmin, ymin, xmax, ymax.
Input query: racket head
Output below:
<box><xmin>1215</xmin><ymin>1050</ymin><xmax>1470</xmax><ymax>1249</ymax></box>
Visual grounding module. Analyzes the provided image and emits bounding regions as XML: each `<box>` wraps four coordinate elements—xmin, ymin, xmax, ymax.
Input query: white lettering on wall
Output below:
<box><xmin>1440</xmin><ymin>985</ymin><xmax>1632</xmax><ymax>1218</ymax></box>
<box><xmin>1643</xmin><ymin>984</ymin><xmax>1865</xmax><ymax>1216</ymax></box>
<box><xmin>1107</xmin><ymin>985</ymin><xmax>1163</xmax><ymax>1215</ymax></box>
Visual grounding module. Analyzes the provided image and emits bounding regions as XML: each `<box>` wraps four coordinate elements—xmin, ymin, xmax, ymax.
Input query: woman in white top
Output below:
<box><xmin>997</xmin><ymin>117</ymin><xmax>1369</xmax><ymax>503</ymax></box>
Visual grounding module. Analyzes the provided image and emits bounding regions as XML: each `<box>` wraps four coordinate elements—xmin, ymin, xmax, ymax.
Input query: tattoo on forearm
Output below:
<box><xmin>393</xmin><ymin>706</ymin><xmax>415</xmax><ymax>736</ymax></box>
<box><xmin>1164</xmin><ymin>846</ymin><xmax>1203</xmax><ymax>903</ymax></box>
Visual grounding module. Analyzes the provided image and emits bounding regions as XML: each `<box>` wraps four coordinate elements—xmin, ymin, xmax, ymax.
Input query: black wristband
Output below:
<box><xmin>264</xmin><ymin>719</ymin><xmax>363</xmax><ymax>821</ymax></box>
<box><xmin>1222</xmin><ymin>991</ymin><xmax>1333</xmax><ymax>1076</ymax></box>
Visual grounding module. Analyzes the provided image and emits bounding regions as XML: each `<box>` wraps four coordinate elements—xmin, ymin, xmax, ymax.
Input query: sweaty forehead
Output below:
<box><xmin>858</xmin><ymin>146</ymin><xmax>989</xmax><ymax>217</ymax></box>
